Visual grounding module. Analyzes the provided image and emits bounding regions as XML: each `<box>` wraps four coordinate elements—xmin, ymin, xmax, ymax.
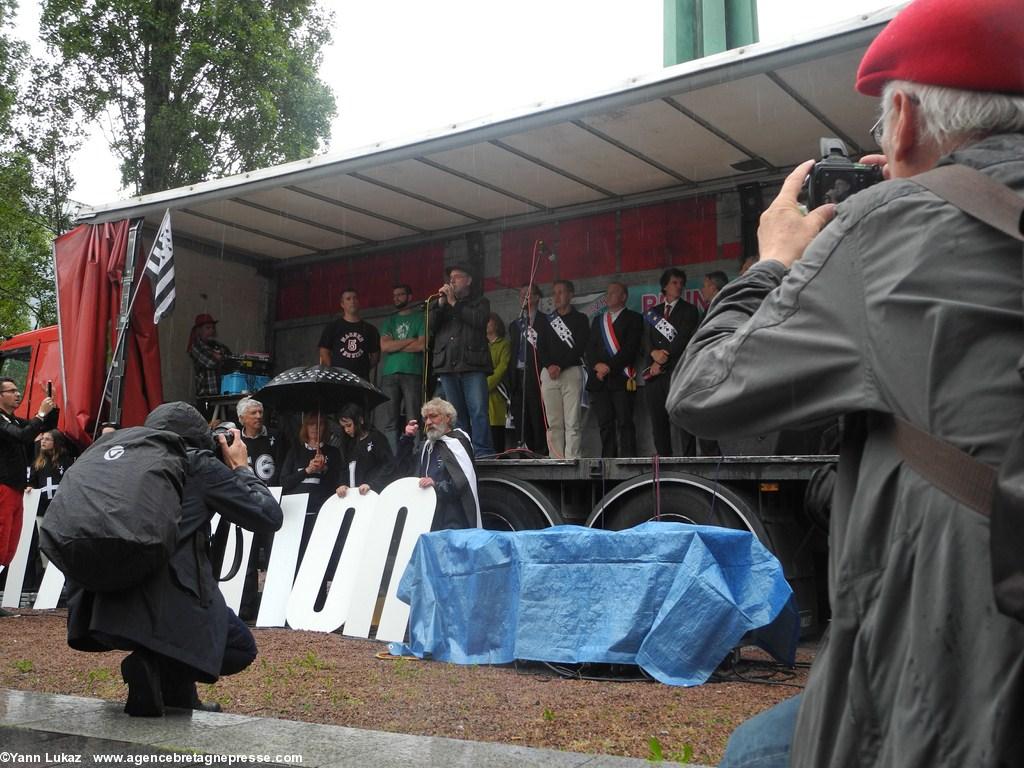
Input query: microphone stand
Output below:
<box><xmin>421</xmin><ymin>284</ymin><xmax>451</xmax><ymax>406</ymax></box>
<box><xmin>516</xmin><ymin>296</ymin><xmax>533</xmax><ymax>451</ymax></box>
<box><xmin>515</xmin><ymin>241</ymin><xmax>547</xmax><ymax>453</ymax></box>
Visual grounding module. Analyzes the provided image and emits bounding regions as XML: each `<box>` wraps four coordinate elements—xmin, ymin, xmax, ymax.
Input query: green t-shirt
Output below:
<box><xmin>380</xmin><ymin>310</ymin><xmax>425</xmax><ymax>377</ymax></box>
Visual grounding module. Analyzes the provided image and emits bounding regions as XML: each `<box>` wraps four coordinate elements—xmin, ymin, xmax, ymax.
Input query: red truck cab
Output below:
<box><xmin>0</xmin><ymin>325</ymin><xmax>64</xmax><ymax>431</ymax></box>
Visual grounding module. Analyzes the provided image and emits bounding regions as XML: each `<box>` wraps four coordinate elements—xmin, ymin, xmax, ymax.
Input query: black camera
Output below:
<box><xmin>212</xmin><ymin>422</ymin><xmax>236</xmax><ymax>448</ymax></box>
<box><xmin>805</xmin><ymin>138</ymin><xmax>884</xmax><ymax>210</ymax></box>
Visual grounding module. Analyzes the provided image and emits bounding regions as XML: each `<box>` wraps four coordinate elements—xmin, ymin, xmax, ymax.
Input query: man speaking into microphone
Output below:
<box><xmin>427</xmin><ymin>265</ymin><xmax>493</xmax><ymax>457</ymax></box>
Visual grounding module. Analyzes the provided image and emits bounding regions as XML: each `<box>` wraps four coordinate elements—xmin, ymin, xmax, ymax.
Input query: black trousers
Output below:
<box><xmin>238</xmin><ymin>531</ymin><xmax>272</xmax><ymax>621</ymax></box>
<box><xmin>510</xmin><ymin>365</ymin><xmax>547</xmax><ymax>455</ymax></box>
<box><xmin>590</xmin><ymin>387</ymin><xmax>637</xmax><ymax>457</ymax></box>
<box><xmin>645</xmin><ymin>372</ymin><xmax>694</xmax><ymax>456</ymax></box>
<box><xmin>155</xmin><ymin>607</ymin><xmax>257</xmax><ymax>700</ymax></box>
<box><xmin>221</xmin><ymin>609</ymin><xmax>258</xmax><ymax>676</ymax></box>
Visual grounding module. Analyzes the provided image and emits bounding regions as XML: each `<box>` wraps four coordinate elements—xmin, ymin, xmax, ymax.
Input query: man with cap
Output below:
<box><xmin>187</xmin><ymin>313</ymin><xmax>231</xmax><ymax>419</ymax></box>
<box><xmin>668</xmin><ymin>1</ymin><xmax>1024</xmax><ymax>765</ymax></box>
<box><xmin>428</xmin><ymin>265</ymin><xmax>493</xmax><ymax>457</ymax></box>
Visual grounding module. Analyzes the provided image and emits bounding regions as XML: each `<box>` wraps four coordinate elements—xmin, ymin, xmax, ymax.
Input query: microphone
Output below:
<box><xmin>537</xmin><ymin>240</ymin><xmax>557</xmax><ymax>262</ymax></box>
<box><xmin>427</xmin><ymin>281</ymin><xmax>454</xmax><ymax>303</ymax></box>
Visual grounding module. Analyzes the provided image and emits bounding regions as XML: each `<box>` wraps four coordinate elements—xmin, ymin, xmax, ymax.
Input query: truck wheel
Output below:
<box><xmin>478</xmin><ymin>479</ymin><xmax>561</xmax><ymax>531</ymax></box>
<box><xmin>589</xmin><ymin>473</ymin><xmax>768</xmax><ymax>544</ymax></box>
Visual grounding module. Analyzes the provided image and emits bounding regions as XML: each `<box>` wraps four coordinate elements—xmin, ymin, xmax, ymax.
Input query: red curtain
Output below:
<box><xmin>55</xmin><ymin>220</ymin><xmax>164</xmax><ymax>445</ymax></box>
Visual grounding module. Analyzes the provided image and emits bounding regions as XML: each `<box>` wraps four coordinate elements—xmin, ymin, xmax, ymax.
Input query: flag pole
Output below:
<box><xmin>96</xmin><ymin>209</ymin><xmax>174</xmax><ymax>436</ymax></box>
<box><xmin>99</xmin><ymin>218</ymin><xmax>146</xmax><ymax>433</ymax></box>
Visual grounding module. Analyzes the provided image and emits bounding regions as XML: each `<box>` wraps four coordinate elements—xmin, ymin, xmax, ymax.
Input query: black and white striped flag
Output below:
<box><xmin>145</xmin><ymin>209</ymin><xmax>175</xmax><ymax>324</ymax></box>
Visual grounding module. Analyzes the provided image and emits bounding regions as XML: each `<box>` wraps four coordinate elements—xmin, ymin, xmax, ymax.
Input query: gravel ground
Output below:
<box><xmin>0</xmin><ymin>610</ymin><xmax>814</xmax><ymax>765</ymax></box>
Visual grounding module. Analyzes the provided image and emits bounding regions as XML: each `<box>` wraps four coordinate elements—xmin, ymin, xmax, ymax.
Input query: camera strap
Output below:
<box><xmin>884</xmin><ymin>163</ymin><xmax>1024</xmax><ymax>623</ymax></box>
<box><xmin>209</xmin><ymin>519</ymin><xmax>245</xmax><ymax>583</ymax></box>
<box><xmin>912</xmin><ymin>164</ymin><xmax>1024</xmax><ymax>241</ymax></box>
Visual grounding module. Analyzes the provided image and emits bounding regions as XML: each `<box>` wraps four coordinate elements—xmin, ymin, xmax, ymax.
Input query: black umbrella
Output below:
<box><xmin>255</xmin><ymin>365</ymin><xmax>388</xmax><ymax>413</ymax></box>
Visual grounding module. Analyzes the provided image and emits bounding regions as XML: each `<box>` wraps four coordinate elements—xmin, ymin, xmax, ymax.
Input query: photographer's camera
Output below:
<box><xmin>805</xmin><ymin>138</ymin><xmax>884</xmax><ymax>209</ymax></box>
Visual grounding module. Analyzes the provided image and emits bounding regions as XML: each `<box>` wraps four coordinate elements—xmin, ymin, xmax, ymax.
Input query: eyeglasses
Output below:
<box><xmin>0</xmin><ymin>389</ymin><xmax>20</xmax><ymax>395</ymax></box>
<box><xmin>871</xmin><ymin>93</ymin><xmax>919</xmax><ymax>147</ymax></box>
<box><xmin>870</xmin><ymin>115</ymin><xmax>885</xmax><ymax>146</ymax></box>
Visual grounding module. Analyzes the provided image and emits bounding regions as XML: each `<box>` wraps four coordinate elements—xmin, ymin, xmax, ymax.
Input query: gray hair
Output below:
<box><xmin>421</xmin><ymin>397</ymin><xmax>457</xmax><ymax>425</ymax></box>
<box><xmin>881</xmin><ymin>80</ymin><xmax>1024</xmax><ymax>152</ymax></box>
<box><xmin>236</xmin><ymin>397</ymin><xmax>262</xmax><ymax>419</ymax></box>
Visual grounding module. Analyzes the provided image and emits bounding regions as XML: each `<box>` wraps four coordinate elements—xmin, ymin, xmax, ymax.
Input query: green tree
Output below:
<box><xmin>40</xmin><ymin>0</ymin><xmax>337</xmax><ymax>195</ymax></box>
<box><xmin>0</xmin><ymin>0</ymin><xmax>58</xmax><ymax>336</ymax></box>
<box><xmin>16</xmin><ymin>59</ymin><xmax>85</xmax><ymax>236</ymax></box>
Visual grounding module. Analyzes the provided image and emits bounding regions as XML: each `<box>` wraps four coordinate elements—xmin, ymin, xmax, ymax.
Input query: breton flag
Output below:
<box><xmin>145</xmin><ymin>209</ymin><xmax>175</xmax><ymax>324</ymax></box>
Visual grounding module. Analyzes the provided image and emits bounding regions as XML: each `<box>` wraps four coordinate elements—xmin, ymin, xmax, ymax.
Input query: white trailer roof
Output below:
<box><xmin>75</xmin><ymin>7</ymin><xmax>897</xmax><ymax>266</ymax></box>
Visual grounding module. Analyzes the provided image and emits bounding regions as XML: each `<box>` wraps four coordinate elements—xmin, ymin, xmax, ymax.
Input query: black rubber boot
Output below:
<box><xmin>162</xmin><ymin>674</ymin><xmax>222</xmax><ymax>713</ymax></box>
<box><xmin>121</xmin><ymin>651</ymin><xmax>164</xmax><ymax>717</ymax></box>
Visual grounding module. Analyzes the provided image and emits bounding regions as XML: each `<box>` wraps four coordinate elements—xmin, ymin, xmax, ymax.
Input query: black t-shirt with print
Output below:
<box><xmin>318</xmin><ymin>319</ymin><xmax>381</xmax><ymax>380</ymax></box>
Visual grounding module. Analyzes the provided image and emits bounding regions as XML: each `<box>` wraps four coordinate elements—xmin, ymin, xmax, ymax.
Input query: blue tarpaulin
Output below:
<box><xmin>393</xmin><ymin>522</ymin><xmax>798</xmax><ymax>686</ymax></box>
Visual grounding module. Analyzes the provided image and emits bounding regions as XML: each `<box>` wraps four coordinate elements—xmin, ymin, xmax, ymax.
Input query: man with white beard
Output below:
<box><xmin>397</xmin><ymin>398</ymin><xmax>481</xmax><ymax>532</ymax></box>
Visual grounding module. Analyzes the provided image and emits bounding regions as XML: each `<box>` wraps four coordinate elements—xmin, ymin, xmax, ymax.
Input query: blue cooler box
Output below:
<box><xmin>221</xmin><ymin>372</ymin><xmax>248</xmax><ymax>395</ymax></box>
<box><xmin>246</xmin><ymin>374</ymin><xmax>270</xmax><ymax>392</ymax></box>
<box><xmin>221</xmin><ymin>372</ymin><xmax>270</xmax><ymax>395</ymax></box>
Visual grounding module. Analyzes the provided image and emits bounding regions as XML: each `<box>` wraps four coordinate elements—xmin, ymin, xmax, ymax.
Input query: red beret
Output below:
<box><xmin>856</xmin><ymin>0</ymin><xmax>1024</xmax><ymax>97</ymax></box>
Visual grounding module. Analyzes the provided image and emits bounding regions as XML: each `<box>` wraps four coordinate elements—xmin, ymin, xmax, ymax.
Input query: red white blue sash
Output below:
<box><xmin>601</xmin><ymin>311</ymin><xmax>636</xmax><ymax>383</ymax></box>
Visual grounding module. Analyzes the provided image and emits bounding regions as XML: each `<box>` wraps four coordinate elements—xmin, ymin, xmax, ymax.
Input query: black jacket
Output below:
<box><xmin>28</xmin><ymin>455</ymin><xmax>73</xmax><ymax>516</ymax></box>
<box><xmin>428</xmin><ymin>295</ymin><xmax>492</xmax><ymax>374</ymax></box>
<box><xmin>537</xmin><ymin>308</ymin><xmax>590</xmax><ymax>370</ymax></box>
<box><xmin>508</xmin><ymin>310</ymin><xmax>548</xmax><ymax>393</ymax></box>
<box><xmin>67</xmin><ymin>402</ymin><xmax>282</xmax><ymax>681</ymax></box>
<box><xmin>585</xmin><ymin>308</ymin><xmax>643</xmax><ymax>391</ymax></box>
<box><xmin>280</xmin><ymin>443</ymin><xmax>342</xmax><ymax>513</ymax></box>
<box><xmin>0</xmin><ymin>409</ymin><xmax>58</xmax><ymax>489</ymax></box>
<box><xmin>339</xmin><ymin>428</ymin><xmax>394</xmax><ymax>492</ymax></box>
<box><xmin>240</xmin><ymin>427</ymin><xmax>285</xmax><ymax>486</ymax></box>
<box><xmin>396</xmin><ymin>429</ymin><xmax>479</xmax><ymax>531</ymax></box>
<box><xmin>644</xmin><ymin>299</ymin><xmax>700</xmax><ymax>373</ymax></box>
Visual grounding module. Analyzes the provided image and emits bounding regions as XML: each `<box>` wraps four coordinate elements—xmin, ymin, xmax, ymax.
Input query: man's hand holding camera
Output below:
<box><xmin>217</xmin><ymin>428</ymin><xmax>249</xmax><ymax>470</ymax></box>
<box><xmin>759</xmin><ymin>159</ymin><xmax>837</xmax><ymax>269</ymax></box>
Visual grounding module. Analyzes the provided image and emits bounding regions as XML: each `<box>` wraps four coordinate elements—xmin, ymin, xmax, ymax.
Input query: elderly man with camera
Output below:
<box><xmin>668</xmin><ymin>1</ymin><xmax>1024</xmax><ymax>766</ymax></box>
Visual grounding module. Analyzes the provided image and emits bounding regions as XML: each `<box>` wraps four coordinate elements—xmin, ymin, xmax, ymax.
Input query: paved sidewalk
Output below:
<box><xmin>0</xmin><ymin>688</ymin><xmax>713</xmax><ymax>767</ymax></box>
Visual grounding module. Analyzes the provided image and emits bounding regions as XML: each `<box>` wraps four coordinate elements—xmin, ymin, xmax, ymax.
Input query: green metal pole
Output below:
<box><xmin>664</xmin><ymin>0</ymin><xmax>758</xmax><ymax>66</ymax></box>
<box><xmin>725</xmin><ymin>0</ymin><xmax>759</xmax><ymax>48</ymax></box>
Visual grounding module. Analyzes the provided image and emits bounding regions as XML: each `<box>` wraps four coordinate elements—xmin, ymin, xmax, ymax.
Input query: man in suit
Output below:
<box><xmin>507</xmin><ymin>284</ymin><xmax>548</xmax><ymax>455</ymax></box>
<box><xmin>644</xmin><ymin>268</ymin><xmax>699</xmax><ymax>455</ymax></box>
<box><xmin>585</xmin><ymin>282</ymin><xmax>642</xmax><ymax>457</ymax></box>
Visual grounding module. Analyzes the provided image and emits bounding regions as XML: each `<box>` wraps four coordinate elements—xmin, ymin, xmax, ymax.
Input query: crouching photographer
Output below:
<box><xmin>667</xmin><ymin>0</ymin><xmax>1024</xmax><ymax>766</ymax></box>
<box><xmin>64</xmin><ymin>402</ymin><xmax>283</xmax><ymax>716</ymax></box>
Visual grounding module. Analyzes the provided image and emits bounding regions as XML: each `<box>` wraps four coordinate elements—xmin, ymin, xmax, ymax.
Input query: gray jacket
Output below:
<box><xmin>668</xmin><ymin>134</ymin><xmax>1024</xmax><ymax>767</ymax></box>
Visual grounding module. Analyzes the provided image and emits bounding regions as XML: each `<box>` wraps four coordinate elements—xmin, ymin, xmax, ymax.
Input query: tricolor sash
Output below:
<box><xmin>601</xmin><ymin>311</ymin><xmax>637</xmax><ymax>390</ymax></box>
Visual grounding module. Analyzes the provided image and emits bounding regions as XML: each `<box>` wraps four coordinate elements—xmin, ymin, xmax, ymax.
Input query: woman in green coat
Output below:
<box><xmin>485</xmin><ymin>313</ymin><xmax>511</xmax><ymax>454</ymax></box>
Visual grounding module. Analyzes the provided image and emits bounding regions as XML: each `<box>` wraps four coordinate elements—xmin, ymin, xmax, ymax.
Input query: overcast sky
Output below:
<box><xmin>12</xmin><ymin>0</ymin><xmax>899</xmax><ymax>206</ymax></box>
